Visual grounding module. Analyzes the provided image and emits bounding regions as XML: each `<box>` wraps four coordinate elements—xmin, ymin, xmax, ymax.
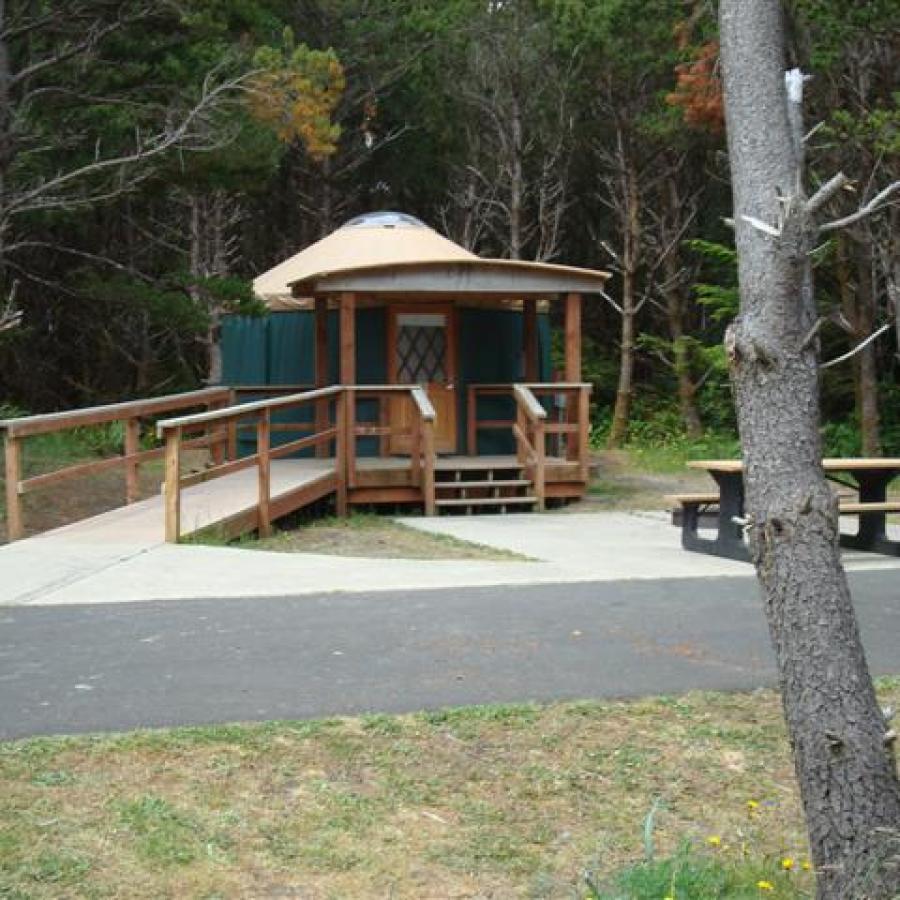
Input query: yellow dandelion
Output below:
<box><xmin>706</xmin><ymin>835</ymin><xmax>722</xmax><ymax>847</ymax></box>
<box><xmin>802</xmin><ymin>859</ymin><xmax>812</xmax><ymax>871</ymax></box>
<box><xmin>782</xmin><ymin>857</ymin><xmax>794</xmax><ymax>870</ymax></box>
<box><xmin>757</xmin><ymin>881</ymin><xmax>775</xmax><ymax>892</ymax></box>
<box><xmin>746</xmin><ymin>799</ymin><xmax>759</xmax><ymax>811</ymax></box>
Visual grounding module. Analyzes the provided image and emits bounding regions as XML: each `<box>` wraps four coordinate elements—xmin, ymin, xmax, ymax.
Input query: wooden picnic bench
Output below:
<box><xmin>668</xmin><ymin>458</ymin><xmax>900</xmax><ymax>561</ymax></box>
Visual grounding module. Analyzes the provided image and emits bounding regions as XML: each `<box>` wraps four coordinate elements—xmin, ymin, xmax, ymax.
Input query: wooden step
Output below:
<box><xmin>435</xmin><ymin>496</ymin><xmax>537</xmax><ymax>508</ymax></box>
<box><xmin>436</xmin><ymin>479</ymin><xmax>530</xmax><ymax>490</ymax></box>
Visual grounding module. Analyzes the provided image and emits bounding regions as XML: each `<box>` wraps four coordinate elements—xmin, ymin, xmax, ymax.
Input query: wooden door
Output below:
<box><xmin>388</xmin><ymin>307</ymin><xmax>457</xmax><ymax>454</ymax></box>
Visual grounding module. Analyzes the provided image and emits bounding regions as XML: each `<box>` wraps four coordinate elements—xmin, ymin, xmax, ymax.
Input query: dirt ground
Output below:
<box><xmin>248</xmin><ymin>514</ymin><xmax>530</xmax><ymax>561</ymax></box>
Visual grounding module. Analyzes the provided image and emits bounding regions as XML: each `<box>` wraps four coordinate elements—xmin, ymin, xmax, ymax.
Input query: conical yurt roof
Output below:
<box><xmin>254</xmin><ymin>212</ymin><xmax>477</xmax><ymax>309</ymax></box>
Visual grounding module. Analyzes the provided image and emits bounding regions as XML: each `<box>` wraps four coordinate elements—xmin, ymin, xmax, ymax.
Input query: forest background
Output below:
<box><xmin>0</xmin><ymin>0</ymin><xmax>896</xmax><ymax>457</ymax></box>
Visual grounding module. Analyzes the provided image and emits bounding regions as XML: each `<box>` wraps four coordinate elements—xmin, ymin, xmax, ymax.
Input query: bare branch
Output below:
<box><xmin>820</xmin><ymin>181</ymin><xmax>900</xmax><ymax>234</ymax></box>
<box><xmin>820</xmin><ymin>322</ymin><xmax>893</xmax><ymax>369</ymax></box>
<box><xmin>807</xmin><ymin>173</ymin><xmax>851</xmax><ymax>216</ymax></box>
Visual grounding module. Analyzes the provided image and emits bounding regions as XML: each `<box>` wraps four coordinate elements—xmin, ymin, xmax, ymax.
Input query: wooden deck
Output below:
<box><xmin>2</xmin><ymin>384</ymin><xmax>592</xmax><ymax>544</ymax></box>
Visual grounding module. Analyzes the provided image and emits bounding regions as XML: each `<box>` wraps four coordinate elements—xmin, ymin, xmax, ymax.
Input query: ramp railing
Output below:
<box><xmin>156</xmin><ymin>386</ymin><xmax>343</xmax><ymax>543</ymax></box>
<box><xmin>1</xmin><ymin>387</ymin><xmax>231</xmax><ymax>542</ymax></box>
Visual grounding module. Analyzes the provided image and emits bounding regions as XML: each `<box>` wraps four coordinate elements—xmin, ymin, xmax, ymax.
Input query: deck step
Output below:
<box><xmin>435</xmin><ymin>479</ymin><xmax>530</xmax><ymax>490</ymax></box>
<box><xmin>436</xmin><ymin>496</ymin><xmax>537</xmax><ymax>508</ymax></box>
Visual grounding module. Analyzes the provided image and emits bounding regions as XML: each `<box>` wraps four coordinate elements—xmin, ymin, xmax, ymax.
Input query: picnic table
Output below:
<box><xmin>669</xmin><ymin>458</ymin><xmax>900</xmax><ymax>562</ymax></box>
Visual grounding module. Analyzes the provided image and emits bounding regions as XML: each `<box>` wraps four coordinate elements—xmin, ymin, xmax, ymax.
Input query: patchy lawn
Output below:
<box><xmin>232</xmin><ymin>513</ymin><xmax>531</xmax><ymax>561</ymax></box>
<box><xmin>6</xmin><ymin>683</ymin><xmax>897</xmax><ymax>898</ymax></box>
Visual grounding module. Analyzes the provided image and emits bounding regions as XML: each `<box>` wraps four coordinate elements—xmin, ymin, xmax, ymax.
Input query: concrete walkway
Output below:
<box><xmin>3</xmin><ymin>510</ymin><xmax>900</xmax><ymax>606</ymax></box>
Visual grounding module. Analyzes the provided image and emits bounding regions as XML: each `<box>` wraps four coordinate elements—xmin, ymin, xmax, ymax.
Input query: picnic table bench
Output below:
<box><xmin>667</xmin><ymin>458</ymin><xmax>900</xmax><ymax>562</ymax></box>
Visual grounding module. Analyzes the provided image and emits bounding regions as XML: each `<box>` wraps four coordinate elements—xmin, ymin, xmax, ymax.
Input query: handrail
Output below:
<box><xmin>513</xmin><ymin>384</ymin><xmax>547</xmax><ymax>422</ymax></box>
<box><xmin>156</xmin><ymin>386</ymin><xmax>342</xmax><ymax>435</ymax></box>
<box><xmin>344</xmin><ymin>385</ymin><xmax>436</xmax><ymax>515</ymax></box>
<box><xmin>157</xmin><ymin>385</ymin><xmax>343</xmax><ymax>542</ymax></box>
<box><xmin>0</xmin><ymin>387</ymin><xmax>230</xmax><ymax>439</ymax></box>
<box><xmin>513</xmin><ymin>386</ymin><xmax>546</xmax><ymax>511</ymax></box>
<box><xmin>2</xmin><ymin>387</ymin><xmax>232</xmax><ymax>542</ymax></box>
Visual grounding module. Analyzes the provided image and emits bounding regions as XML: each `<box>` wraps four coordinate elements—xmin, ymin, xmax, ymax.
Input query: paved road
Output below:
<box><xmin>1</xmin><ymin>571</ymin><xmax>898</xmax><ymax>740</ymax></box>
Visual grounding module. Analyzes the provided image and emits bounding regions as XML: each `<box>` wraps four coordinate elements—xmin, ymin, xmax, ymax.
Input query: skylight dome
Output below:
<box><xmin>343</xmin><ymin>211</ymin><xmax>426</xmax><ymax>229</ymax></box>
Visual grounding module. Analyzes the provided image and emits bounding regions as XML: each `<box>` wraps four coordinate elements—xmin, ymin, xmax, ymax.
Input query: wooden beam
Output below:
<box><xmin>339</xmin><ymin>292</ymin><xmax>356</xmax><ymax>385</ymax></box>
<box><xmin>124</xmin><ymin>418</ymin><xmax>140</xmax><ymax>504</ymax></box>
<box><xmin>523</xmin><ymin>297</ymin><xmax>538</xmax><ymax>382</ymax></box>
<box><xmin>4</xmin><ymin>434</ymin><xmax>23</xmax><ymax>541</ymax></box>
<box><xmin>257</xmin><ymin>409</ymin><xmax>272</xmax><ymax>538</ymax></box>
<box><xmin>315</xmin><ymin>297</ymin><xmax>330</xmax><ymax>458</ymax></box>
<box><xmin>564</xmin><ymin>292</ymin><xmax>582</xmax><ymax>382</ymax></box>
<box><xmin>164</xmin><ymin>428</ymin><xmax>181</xmax><ymax>543</ymax></box>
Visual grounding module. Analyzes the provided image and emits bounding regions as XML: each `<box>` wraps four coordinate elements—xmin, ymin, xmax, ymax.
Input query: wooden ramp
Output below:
<box><xmin>36</xmin><ymin>459</ymin><xmax>336</xmax><ymax>548</ymax></box>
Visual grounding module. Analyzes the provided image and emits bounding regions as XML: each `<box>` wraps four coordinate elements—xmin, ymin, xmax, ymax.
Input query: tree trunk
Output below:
<box><xmin>852</xmin><ymin>242</ymin><xmax>882</xmax><ymax>456</ymax></box>
<box><xmin>608</xmin><ymin>152</ymin><xmax>639</xmax><ymax>446</ymax></box>
<box><xmin>509</xmin><ymin>93</ymin><xmax>523</xmax><ymax>260</ymax></box>
<box><xmin>719</xmin><ymin>3</ymin><xmax>900</xmax><ymax>898</ymax></box>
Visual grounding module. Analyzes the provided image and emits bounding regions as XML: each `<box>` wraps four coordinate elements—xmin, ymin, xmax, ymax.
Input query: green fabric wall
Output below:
<box><xmin>221</xmin><ymin>307</ymin><xmax>550</xmax><ymax>457</ymax></box>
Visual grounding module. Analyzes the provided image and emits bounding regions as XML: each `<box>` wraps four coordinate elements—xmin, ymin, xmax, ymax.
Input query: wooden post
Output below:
<box><xmin>339</xmin><ymin>292</ymin><xmax>356</xmax><ymax>385</ymax></box>
<box><xmin>421</xmin><ymin>418</ymin><xmax>436</xmax><ymax>516</ymax></box>
<box><xmin>227</xmin><ymin>389</ymin><xmax>238</xmax><ymax>461</ymax></box>
<box><xmin>315</xmin><ymin>297</ymin><xmax>329</xmax><ymax>458</ymax></box>
<box><xmin>578</xmin><ymin>386</ymin><xmax>591</xmax><ymax>482</ymax></box>
<box><xmin>346</xmin><ymin>389</ymin><xmax>356</xmax><ymax>490</ymax></box>
<box><xmin>411</xmin><ymin>403</ymin><xmax>422</xmax><ymax>487</ymax></box>
<box><xmin>124</xmin><ymin>418</ymin><xmax>140</xmax><ymax>504</ymax></box>
<box><xmin>335</xmin><ymin>390</ymin><xmax>348</xmax><ymax>516</ymax></box>
<box><xmin>533</xmin><ymin>419</ymin><xmax>546</xmax><ymax>512</ymax></box>
<box><xmin>467</xmin><ymin>386</ymin><xmax>477</xmax><ymax>455</ymax></box>
<box><xmin>4</xmin><ymin>432</ymin><xmax>23</xmax><ymax>541</ymax></box>
<box><xmin>523</xmin><ymin>297</ymin><xmax>538</xmax><ymax>382</ymax></box>
<box><xmin>564</xmin><ymin>292</ymin><xmax>582</xmax><ymax>382</ymax></box>
<box><xmin>209</xmin><ymin>398</ymin><xmax>227</xmax><ymax>466</ymax></box>
<box><xmin>257</xmin><ymin>409</ymin><xmax>272</xmax><ymax>537</ymax></box>
<box><xmin>164</xmin><ymin>427</ymin><xmax>181</xmax><ymax>543</ymax></box>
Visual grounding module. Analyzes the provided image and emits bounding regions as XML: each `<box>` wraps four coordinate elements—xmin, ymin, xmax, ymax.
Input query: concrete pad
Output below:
<box><xmin>3</xmin><ymin>510</ymin><xmax>898</xmax><ymax>607</ymax></box>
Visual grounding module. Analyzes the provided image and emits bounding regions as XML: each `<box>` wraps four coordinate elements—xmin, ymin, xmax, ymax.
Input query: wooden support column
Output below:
<box><xmin>227</xmin><ymin>389</ymin><xmax>238</xmax><ymax>461</ymax></box>
<box><xmin>578</xmin><ymin>386</ymin><xmax>591</xmax><ymax>481</ymax></box>
<box><xmin>533</xmin><ymin>419</ymin><xmax>546</xmax><ymax>512</ymax></box>
<box><xmin>163</xmin><ymin>428</ymin><xmax>181</xmax><ymax>543</ymax></box>
<box><xmin>523</xmin><ymin>297</ymin><xmax>539</xmax><ymax>382</ymax></box>
<box><xmin>339</xmin><ymin>293</ymin><xmax>356</xmax><ymax>385</ymax></box>
<box><xmin>564</xmin><ymin>292</ymin><xmax>582</xmax><ymax>382</ymax></box>
<box><xmin>339</xmin><ymin>293</ymin><xmax>356</xmax><ymax>498</ymax></box>
<box><xmin>4</xmin><ymin>432</ymin><xmax>23</xmax><ymax>541</ymax></box>
<box><xmin>257</xmin><ymin>409</ymin><xmax>272</xmax><ymax>537</ymax></box>
<box><xmin>124</xmin><ymin>418</ymin><xmax>140</xmax><ymax>504</ymax></box>
<box><xmin>315</xmin><ymin>297</ymin><xmax>329</xmax><ymax>459</ymax></box>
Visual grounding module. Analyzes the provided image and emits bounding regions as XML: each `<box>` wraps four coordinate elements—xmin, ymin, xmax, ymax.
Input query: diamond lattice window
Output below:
<box><xmin>396</xmin><ymin>315</ymin><xmax>447</xmax><ymax>384</ymax></box>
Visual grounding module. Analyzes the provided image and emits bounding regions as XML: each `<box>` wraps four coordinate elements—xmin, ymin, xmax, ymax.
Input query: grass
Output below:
<box><xmin>5</xmin><ymin>682</ymin><xmax>898</xmax><ymax>898</ymax></box>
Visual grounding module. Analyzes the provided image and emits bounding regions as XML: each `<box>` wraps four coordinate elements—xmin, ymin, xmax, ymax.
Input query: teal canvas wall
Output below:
<box><xmin>221</xmin><ymin>308</ymin><xmax>550</xmax><ymax>456</ymax></box>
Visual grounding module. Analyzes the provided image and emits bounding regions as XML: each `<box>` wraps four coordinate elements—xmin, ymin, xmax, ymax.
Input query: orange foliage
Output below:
<box><xmin>667</xmin><ymin>40</ymin><xmax>724</xmax><ymax>135</ymax></box>
<box><xmin>248</xmin><ymin>49</ymin><xmax>345</xmax><ymax>162</ymax></box>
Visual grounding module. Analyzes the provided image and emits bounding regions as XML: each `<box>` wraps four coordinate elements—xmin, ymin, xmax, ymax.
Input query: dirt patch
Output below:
<box><xmin>243</xmin><ymin>514</ymin><xmax>530</xmax><ymax>561</ymax></box>
<box><xmin>570</xmin><ymin>450</ymin><xmax>714</xmax><ymax>513</ymax></box>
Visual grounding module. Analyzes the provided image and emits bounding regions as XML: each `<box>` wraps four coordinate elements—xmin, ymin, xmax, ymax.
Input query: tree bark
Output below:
<box><xmin>719</xmin><ymin>3</ymin><xmax>900</xmax><ymax>898</ymax></box>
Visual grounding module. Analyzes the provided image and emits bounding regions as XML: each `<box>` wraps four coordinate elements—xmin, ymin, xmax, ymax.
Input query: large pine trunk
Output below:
<box><xmin>719</xmin><ymin>3</ymin><xmax>900</xmax><ymax>897</ymax></box>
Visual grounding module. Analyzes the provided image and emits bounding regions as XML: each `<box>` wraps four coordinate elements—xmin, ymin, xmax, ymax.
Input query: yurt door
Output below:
<box><xmin>388</xmin><ymin>307</ymin><xmax>457</xmax><ymax>455</ymax></box>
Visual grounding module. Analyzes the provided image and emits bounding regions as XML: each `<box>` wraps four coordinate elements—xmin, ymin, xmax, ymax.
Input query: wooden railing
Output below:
<box><xmin>513</xmin><ymin>385</ymin><xmax>547</xmax><ymax>510</ymax></box>
<box><xmin>1</xmin><ymin>387</ymin><xmax>231</xmax><ymax>542</ymax></box>
<box><xmin>468</xmin><ymin>382</ymin><xmax>593</xmax><ymax>494</ymax></box>
<box><xmin>347</xmin><ymin>386</ymin><xmax>436</xmax><ymax>515</ymax></box>
<box><xmin>156</xmin><ymin>386</ymin><xmax>343</xmax><ymax>543</ymax></box>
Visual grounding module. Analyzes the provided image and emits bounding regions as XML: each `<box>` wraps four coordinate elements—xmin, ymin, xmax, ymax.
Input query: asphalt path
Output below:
<box><xmin>1</xmin><ymin>571</ymin><xmax>898</xmax><ymax>740</ymax></box>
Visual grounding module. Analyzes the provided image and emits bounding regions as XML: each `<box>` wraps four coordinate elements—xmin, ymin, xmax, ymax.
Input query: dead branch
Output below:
<box><xmin>820</xmin><ymin>181</ymin><xmax>900</xmax><ymax>233</ymax></box>
<box><xmin>820</xmin><ymin>322</ymin><xmax>893</xmax><ymax>369</ymax></box>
